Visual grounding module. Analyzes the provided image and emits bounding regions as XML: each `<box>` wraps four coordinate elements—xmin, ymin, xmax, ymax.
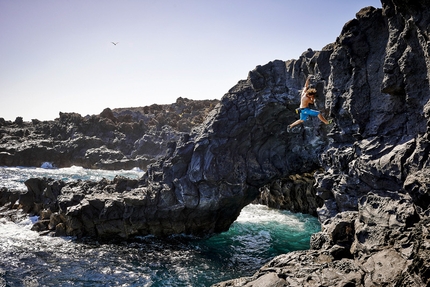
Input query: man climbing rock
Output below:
<box><xmin>287</xmin><ymin>76</ymin><xmax>331</xmax><ymax>132</ymax></box>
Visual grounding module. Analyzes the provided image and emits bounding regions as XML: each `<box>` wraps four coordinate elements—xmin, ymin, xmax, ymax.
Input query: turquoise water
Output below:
<box><xmin>0</xmin><ymin>166</ymin><xmax>320</xmax><ymax>286</ymax></box>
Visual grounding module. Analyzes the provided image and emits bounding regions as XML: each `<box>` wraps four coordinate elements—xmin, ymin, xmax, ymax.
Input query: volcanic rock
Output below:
<box><xmin>0</xmin><ymin>98</ymin><xmax>219</xmax><ymax>170</ymax></box>
<box><xmin>1</xmin><ymin>55</ymin><xmax>332</xmax><ymax>239</ymax></box>
<box><xmin>215</xmin><ymin>0</ymin><xmax>430</xmax><ymax>285</ymax></box>
<box><xmin>254</xmin><ymin>172</ymin><xmax>324</xmax><ymax>215</ymax></box>
<box><xmin>1</xmin><ymin>0</ymin><xmax>430</xmax><ymax>285</ymax></box>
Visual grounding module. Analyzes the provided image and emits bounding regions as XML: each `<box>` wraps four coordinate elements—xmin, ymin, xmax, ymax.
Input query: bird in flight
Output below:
<box><xmin>111</xmin><ymin>42</ymin><xmax>119</xmax><ymax>45</ymax></box>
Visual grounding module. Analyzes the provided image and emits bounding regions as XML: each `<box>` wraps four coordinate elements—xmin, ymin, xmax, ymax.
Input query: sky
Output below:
<box><xmin>0</xmin><ymin>0</ymin><xmax>381</xmax><ymax>121</ymax></box>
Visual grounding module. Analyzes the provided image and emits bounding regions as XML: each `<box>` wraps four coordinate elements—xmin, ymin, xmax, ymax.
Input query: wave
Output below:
<box><xmin>0</xmin><ymin>204</ymin><xmax>320</xmax><ymax>286</ymax></box>
<box><xmin>0</xmin><ymin>166</ymin><xmax>145</xmax><ymax>191</ymax></box>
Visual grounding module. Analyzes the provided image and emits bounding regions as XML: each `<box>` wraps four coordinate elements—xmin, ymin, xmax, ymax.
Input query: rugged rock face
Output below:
<box><xmin>1</xmin><ymin>0</ymin><xmax>430</xmax><ymax>285</ymax></box>
<box><xmin>0</xmin><ymin>98</ymin><xmax>218</xmax><ymax>170</ymax></box>
<box><xmin>0</xmin><ymin>57</ymin><xmax>331</xmax><ymax>238</ymax></box>
<box><xmin>254</xmin><ymin>172</ymin><xmax>323</xmax><ymax>216</ymax></box>
<box><xmin>215</xmin><ymin>0</ymin><xmax>430</xmax><ymax>285</ymax></box>
<box><xmin>215</xmin><ymin>192</ymin><xmax>429</xmax><ymax>287</ymax></box>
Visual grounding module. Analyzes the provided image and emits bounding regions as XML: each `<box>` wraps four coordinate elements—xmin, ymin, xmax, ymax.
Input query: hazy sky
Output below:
<box><xmin>1</xmin><ymin>0</ymin><xmax>381</xmax><ymax>121</ymax></box>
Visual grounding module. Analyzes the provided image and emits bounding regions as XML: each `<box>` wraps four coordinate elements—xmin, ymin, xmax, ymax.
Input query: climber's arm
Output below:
<box><xmin>304</xmin><ymin>75</ymin><xmax>311</xmax><ymax>92</ymax></box>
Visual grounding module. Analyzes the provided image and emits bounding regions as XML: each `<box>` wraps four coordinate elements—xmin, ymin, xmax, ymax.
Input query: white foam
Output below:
<box><xmin>0</xmin><ymin>166</ymin><xmax>144</xmax><ymax>191</ymax></box>
<box><xmin>237</xmin><ymin>204</ymin><xmax>307</xmax><ymax>231</ymax></box>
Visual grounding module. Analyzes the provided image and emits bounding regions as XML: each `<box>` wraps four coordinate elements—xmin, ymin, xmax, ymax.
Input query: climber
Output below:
<box><xmin>287</xmin><ymin>76</ymin><xmax>330</xmax><ymax>132</ymax></box>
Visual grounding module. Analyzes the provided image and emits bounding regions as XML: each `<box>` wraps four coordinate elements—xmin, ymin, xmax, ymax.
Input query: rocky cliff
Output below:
<box><xmin>2</xmin><ymin>57</ymin><xmax>328</xmax><ymax>238</ymax></box>
<box><xmin>0</xmin><ymin>98</ymin><xmax>218</xmax><ymax>170</ymax></box>
<box><xmin>216</xmin><ymin>0</ymin><xmax>430</xmax><ymax>285</ymax></box>
<box><xmin>1</xmin><ymin>0</ymin><xmax>430</xmax><ymax>285</ymax></box>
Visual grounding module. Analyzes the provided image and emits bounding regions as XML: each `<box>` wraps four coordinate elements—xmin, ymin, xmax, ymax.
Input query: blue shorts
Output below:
<box><xmin>299</xmin><ymin>108</ymin><xmax>320</xmax><ymax>121</ymax></box>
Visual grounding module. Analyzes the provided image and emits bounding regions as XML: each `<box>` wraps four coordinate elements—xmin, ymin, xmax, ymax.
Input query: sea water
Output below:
<box><xmin>0</xmin><ymin>166</ymin><xmax>320</xmax><ymax>287</ymax></box>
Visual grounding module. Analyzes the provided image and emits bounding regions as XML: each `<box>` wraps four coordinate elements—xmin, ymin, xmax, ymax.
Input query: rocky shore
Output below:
<box><xmin>215</xmin><ymin>0</ymin><xmax>430</xmax><ymax>285</ymax></box>
<box><xmin>1</xmin><ymin>0</ymin><xmax>430</xmax><ymax>285</ymax></box>
<box><xmin>0</xmin><ymin>97</ymin><xmax>218</xmax><ymax>170</ymax></box>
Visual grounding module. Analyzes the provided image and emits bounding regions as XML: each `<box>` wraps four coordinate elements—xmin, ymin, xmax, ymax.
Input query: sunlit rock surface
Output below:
<box><xmin>6</xmin><ymin>57</ymin><xmax>330</xmax><ymax>238</ymax></box>
<box><xmin>1</xmin><ymin>0</ymin><xmax>430</xmax><ymax>285</ymax></box>
<box><xmin>0</xmin><ymin>98</ymin><xmax>218</xmax><ymax>170</ymax></box>
<box><xmin>215</xmin><ymin>0</ymin><xmax>430</xmax><ymax>285</ymax></box>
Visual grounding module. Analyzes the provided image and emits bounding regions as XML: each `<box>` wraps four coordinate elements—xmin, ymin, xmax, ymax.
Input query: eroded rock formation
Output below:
<box><xmin>0</xmin><ymin>98</ymin><xmax>218</xmax><ymax>170</ymax></box>
<box><xmin>1</xmin><ymin>0</ymin><xmax>430</xmax><ymax>285</ymax></box>
<box><xmin>215</xmin><ymin>0</ymin><xmax>430</xmax><ymax>285</ymax></box>
<box><xmin>2</xmin><ymin>58</ymin><xmax>330</xmax><ymax>238</ymax></box>
<box><xmin>254</xmin><ymin>172</ymin><xmax>323</xmax><ymax>216</ymax></box>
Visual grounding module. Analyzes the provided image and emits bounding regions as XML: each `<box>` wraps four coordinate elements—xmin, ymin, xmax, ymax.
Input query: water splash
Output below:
<box><xmin>0</xmin><ymin>167</ymin><xmax>320</xmax><ymax>286</ymax></box>
<box><xmin>0</xmin><ymin>165</ymin><xmax>144</xmax><ymax>190</ymax></box>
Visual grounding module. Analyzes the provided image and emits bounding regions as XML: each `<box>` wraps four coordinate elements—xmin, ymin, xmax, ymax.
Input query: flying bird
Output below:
<box><xmin>111</xmin><ymin>42</ymin><xmax>119</xmax><ymax>45</ymax></box>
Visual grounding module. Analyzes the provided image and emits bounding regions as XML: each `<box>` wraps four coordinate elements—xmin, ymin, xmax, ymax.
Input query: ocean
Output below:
<box><xmin>0</xmin><ymin>166</ymin><xmax>320</xmax><ymax>287</ymax></box>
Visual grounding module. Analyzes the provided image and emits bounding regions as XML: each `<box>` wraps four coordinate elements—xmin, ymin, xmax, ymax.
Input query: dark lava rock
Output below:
<box><xmin>1</xmin><ymin>57</ymin><xmax>330</xmax><ymax>239</ymax></box>
<box><xmin>254</xmin><ymin>171</ymin><xmax>324</xmax><ymax>216</ymax></box>
<box><xmin>215</xmin><ymin>0</ymin><xmax>430</xmax><ymax>286</ymax></box>
<box><xmin>1</xmin><ymin>0</ymin><xmax>430</xmax><ymax>285</ymax></box>
<box><xmin>0</xmin><ymin>98</ymin><xmax>219</xmax><ymax>170</ymax></box>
